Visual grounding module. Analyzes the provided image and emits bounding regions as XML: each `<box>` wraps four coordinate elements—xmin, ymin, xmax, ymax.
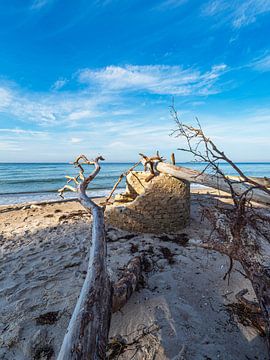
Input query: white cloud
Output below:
<box><xmin>0</xmin><ymin>84</ymin><xmax>108</xmax><ymax>126</ymax></box>
<box><xmin>0</xmin><ymin>63</ymin><xmax>228</xmax><ymax>128</ymax></box>
<box><xmin>251</xmin><ymin>53</ymin><xmax>270</xmax><ymax>72</ymax></box>
<box><xmin>67</xmin><ymin>110</ymin><xmax>100</xmax><ymax>121</ymax></box>
<box><xmin>0</xmin><ymin>88</ymin><xmax>12</xmax><ymax>108</ymax></box>
<box><xmin>0</xmin><ymin>141</ymin><xmax>22</xmax><ymax>152</ymax></box>
<box><xmin>0</xmin><ymin>128</ymin><xmax>47</xmax><ymax>135</ymax></box>
<box><xmin>153</xmin><ymin>0</ymin><xmax>187</xmax><ymax>10</ymax></box>
<box><xmin>202</xmin><ymin>0</ymin><xmax>270</xmax><ymax>28</ymax></box>
<box><xmin>78</xmin><ymin>64</ymin><xmax>227</xmax><ymax>95</ymax></box>
<box><xmin>31</xmin><ymin>0</ymin><xmax>51</xmax><ymax>10</ymax></box>
<box><xmin>52</xmin><ymin>78</ymin><xmax>68</xmax><ymax>91</ymax></box>
<box><xmin>70</xmin><ymin>137</ymin><xmax>82</xmax><ymax>143</ymax></box>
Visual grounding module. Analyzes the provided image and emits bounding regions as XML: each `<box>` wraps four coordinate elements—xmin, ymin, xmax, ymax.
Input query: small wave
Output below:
<box><xmin>0</xmin><ymin>186</ymin><xmax>126</xmax><ymax>196</ymax></box>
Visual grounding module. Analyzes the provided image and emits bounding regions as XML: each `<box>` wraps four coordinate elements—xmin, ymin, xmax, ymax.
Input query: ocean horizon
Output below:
<box><xmin>0</xmin><ymin>161</ymin><xmax>270</xmax><ymax>205</ymax></box>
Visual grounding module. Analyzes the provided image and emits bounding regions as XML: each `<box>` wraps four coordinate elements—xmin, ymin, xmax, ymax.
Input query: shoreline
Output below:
<box><xmin>0</xmin><ymin>184</ymin><xmax>211</xmax><ymax>207</ymax></box>
<box><xmin>0</xmin><ymin>186</ymin><xmax>219</xmax><ymax>212</ymax></box>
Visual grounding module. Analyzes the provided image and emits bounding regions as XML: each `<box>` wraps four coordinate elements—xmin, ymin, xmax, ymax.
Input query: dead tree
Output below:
<box><xmin>57</xmin><ymin>155</ymin><xmax>111</xmax><ymax>360</ymax></box>
<box><xmin>168</xmin><ymin>107</ymin><xmax>270</xmax><ymax>356</ymax></box>
<box><xmin>57</xmin><ymin>155</ymin><xmax>143</xmax><ymax>360</ymax></box>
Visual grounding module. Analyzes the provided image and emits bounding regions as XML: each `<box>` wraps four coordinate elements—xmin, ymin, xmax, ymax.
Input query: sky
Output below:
<box><xmin>0</xmin><ymin>0</ymin><xmax>270</xmax><ymax>162</ymax></box>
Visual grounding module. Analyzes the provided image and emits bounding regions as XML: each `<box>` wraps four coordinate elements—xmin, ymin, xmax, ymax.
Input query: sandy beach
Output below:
<box><xmin>0</xmin><ymin>188</ymin><xmax>267</xmax><ymax>359</ymax></box>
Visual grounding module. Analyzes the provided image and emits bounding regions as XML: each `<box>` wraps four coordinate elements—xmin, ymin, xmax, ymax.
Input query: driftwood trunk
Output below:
<box><xmin>155</xmin><ymin>162</ymin><xmax>270</xmax><ymax>206</ymax></box>
<box><xmin>58</xmin><ymin>203</ymin><xmax>143</xmax><ymax>359</ymax></box>
<box><xmin>58</xmin><ymin>156</ymin><xmax>143</xmax><ymax>359</ymax></box>
<box><xmin>58</xmin><ymin>204</ymin><xmax>112</xmax><ymax>360</ymax></box>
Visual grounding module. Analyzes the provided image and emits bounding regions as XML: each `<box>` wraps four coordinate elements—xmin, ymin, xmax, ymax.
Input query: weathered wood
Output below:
<box><xmin>58</xmin><ymin>155</ymin><xmax>143</xmax><ymax>359</ymax></box>
<box><xmin>226</xmin><ymin>175</ymin><xmax>270</xmax><ymax>188</ymax></box>
<box><xmin>58</xmin><ymin>156</ymin><xmax>112</xmax><ymax>360</ymax></box>
<box><xmin>105</xmin><ymin>161</ymin><xmax>141</xmax><ymax>204</ymax></box>
<box><xmin>154</xmin><ymin>162</ymin><xmax>270</xmax><ymax>205</ymax></box>
<box><xmin>112</xmin><ymin>257</ymin><xmax>142</xmax><ymax>312</ymax></box>
<box><xmin>58</xmin><ymin>205</ymin><xmax>112</xmax><ymax>360</ymax></box>
<box><xmin>170</xmin><ymin>152</ymin><xmax>176</xmax><ymax>165</ymax></box>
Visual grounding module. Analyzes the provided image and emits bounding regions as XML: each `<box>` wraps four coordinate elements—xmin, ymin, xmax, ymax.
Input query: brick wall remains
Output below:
<box><xmin>105</xmin><ymin>171</ymin><xmax>190</xmax><ymax>234</ymax></box>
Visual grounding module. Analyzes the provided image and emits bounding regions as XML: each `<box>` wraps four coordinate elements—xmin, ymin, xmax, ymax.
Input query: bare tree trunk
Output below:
<box><xmin>58</xmin><ymin>204</ymin><xmax>111</xmax><ymax>360</ymax></box>
<box><xmin>155</xmin><ymin>162</ymin><xmax>270</xmax><ymax>205</ymax></box>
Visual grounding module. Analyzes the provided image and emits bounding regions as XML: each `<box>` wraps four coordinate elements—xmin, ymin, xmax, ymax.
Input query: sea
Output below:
<box><xmin>0</xmin><ymin>162</ymin><xmax>270</xmax><ymax>205</ymax></box>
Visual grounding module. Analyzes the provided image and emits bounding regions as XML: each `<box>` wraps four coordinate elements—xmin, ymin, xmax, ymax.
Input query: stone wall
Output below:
<box><xmin>105</xmin><ymin>171</ymin><xmax>190</xmax><ymax>234</ymax></box>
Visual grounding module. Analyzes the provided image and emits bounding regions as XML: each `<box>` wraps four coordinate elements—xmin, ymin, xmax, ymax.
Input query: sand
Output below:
<box><xmin>0</xmin><ymin>189</ymin><xmax>267</xmax><ymax>359</ymax></box>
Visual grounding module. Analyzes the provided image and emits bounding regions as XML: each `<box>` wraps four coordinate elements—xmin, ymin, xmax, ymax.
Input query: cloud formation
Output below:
<box><xmin>251</xmin><ymin>53</ymin><xmax>270</xmax><ymax>72</ymax></box>
<box><xmin>78</xmin><ymin>64</ymin><xmax>227</xmax><ymax>96</ymax></box>
<box><xmin>0</xmin><ymin>63</ymin><xmax>228</xmax><ymax>127</ymax></box>
<box><xmin>0</xmin><ymin>85</ymin><xmax>108</xmax><ymax>125</ymax></box>
<box><xmin>30</xmin><ymin>0</ymin><xmax>52</xmax><ymax>10</ymax></box>
<box><xmin>202</xmin><ymin>0</ymin><xmax>270</xmax><ymax>28</ymax></box>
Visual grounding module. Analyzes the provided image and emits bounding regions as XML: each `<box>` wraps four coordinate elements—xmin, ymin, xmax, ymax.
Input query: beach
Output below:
<box><xmin>0</xmin><ymin>188</ymin><xmax>267</xmax><ymax>359</ymax></box>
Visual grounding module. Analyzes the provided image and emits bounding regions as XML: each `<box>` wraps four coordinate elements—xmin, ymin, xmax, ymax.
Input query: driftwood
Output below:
<box><xmin>226</xmin><ymin>175</ymin><xmax>270</xmax><ymax>188</ymax></box>
<box><xmin>105</xmin><ymin>161</ymin><xmax>141</xmax><ymax>204</ymax></box>
<box><xmin>58</xmin><ymin>155</ymin><xmax>112</xmax><ymax>360</ymax></box>
<box><xmin>155</xmin><ymin>162</ymin><xmax>270</xmax><ymax>206</ymax></box>
<box><xmin>112</xmin><ymin>256</ymin><xmax>142</xmax><ymax>312</ymax></box>
<box><xmin>168</xmin><ymin>105</ymin><xmax>270</xmax><ymax>206</ymax></box>
<box><xmin>58</xmin><ymin>155</ymin><xmax>142</xmax><ymax>360</ymax></box>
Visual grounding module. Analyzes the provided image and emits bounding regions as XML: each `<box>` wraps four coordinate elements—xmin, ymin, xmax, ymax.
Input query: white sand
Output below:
<box><xmin>0</xmin><ymin>191</ymin><xmax>267</xmax><ymax>359</ymax></box>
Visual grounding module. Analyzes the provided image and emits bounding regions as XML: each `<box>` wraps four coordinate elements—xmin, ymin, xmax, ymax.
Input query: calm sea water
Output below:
<box><xmin>0</xmin><ymin>162</ymin><xmax>270</xmax><ymax>205</ymax></box>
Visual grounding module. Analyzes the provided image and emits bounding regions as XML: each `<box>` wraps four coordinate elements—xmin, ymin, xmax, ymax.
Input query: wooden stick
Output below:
<box><xmin>105</xmin><ymin>161</ymin><xmax>141</xmax><ymax>204</ymax></box>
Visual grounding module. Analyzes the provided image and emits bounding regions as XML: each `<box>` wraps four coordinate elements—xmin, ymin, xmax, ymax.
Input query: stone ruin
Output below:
<box><xmin>105</xmin><ymin>171</ymin><xmax>190</xmax><ymax>234</ymax></box>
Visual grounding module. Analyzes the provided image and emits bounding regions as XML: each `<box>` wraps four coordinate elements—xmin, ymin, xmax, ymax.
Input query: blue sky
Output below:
<box><xmin>0</xmin><ymin>0</ymin><xmax>270</xmax><ymax>162</ymax></box>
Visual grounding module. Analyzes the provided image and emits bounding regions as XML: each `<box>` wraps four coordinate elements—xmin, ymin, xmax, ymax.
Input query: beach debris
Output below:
<box><xmin>130</xmin><ymin>242</ymin><xmax>139</xmax><ymax>253</ymax></box>
<box><xmin>58</xmin><ymin>210</ymin><xmax>90</xmax><ymax>223</ymax></box>
<box><xmin>159</xmin><ymin>246</ymin><xmax>175</xmax><ymax>264</ymax></box>
<box><xmin>30</xmin><ymin>329</ymin><xmax>54</xmax><ymax>360</ymax></box>
<box><xmin>35</xmin><ymin>311</ymin><xmax>60</xmax><ymax>325</ymax></box>
<box><xmin>107</xmin><ymin>323</ymin><xmax>160</xmax><ymax>359</ymax></box>
<box><xmin>112</xmin><ymin>256</ymin><xmax>142</xmax><ymax>312</ymax></box>
<box><xmin>158</xmin><ymin>233</ymin><xmax>189</xmax><ymax>246</ymax></box>
<box><xmin>227</xmin><ymin>289</ymin><xmax>265</xmax><ymax>336</ymax></box>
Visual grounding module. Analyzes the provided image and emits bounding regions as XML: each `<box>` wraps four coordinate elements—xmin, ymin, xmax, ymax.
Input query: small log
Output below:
<box><xmin>112</xmin><ymin>257</ymin><xmax>142</xmax><ymax>312</ymax></box>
